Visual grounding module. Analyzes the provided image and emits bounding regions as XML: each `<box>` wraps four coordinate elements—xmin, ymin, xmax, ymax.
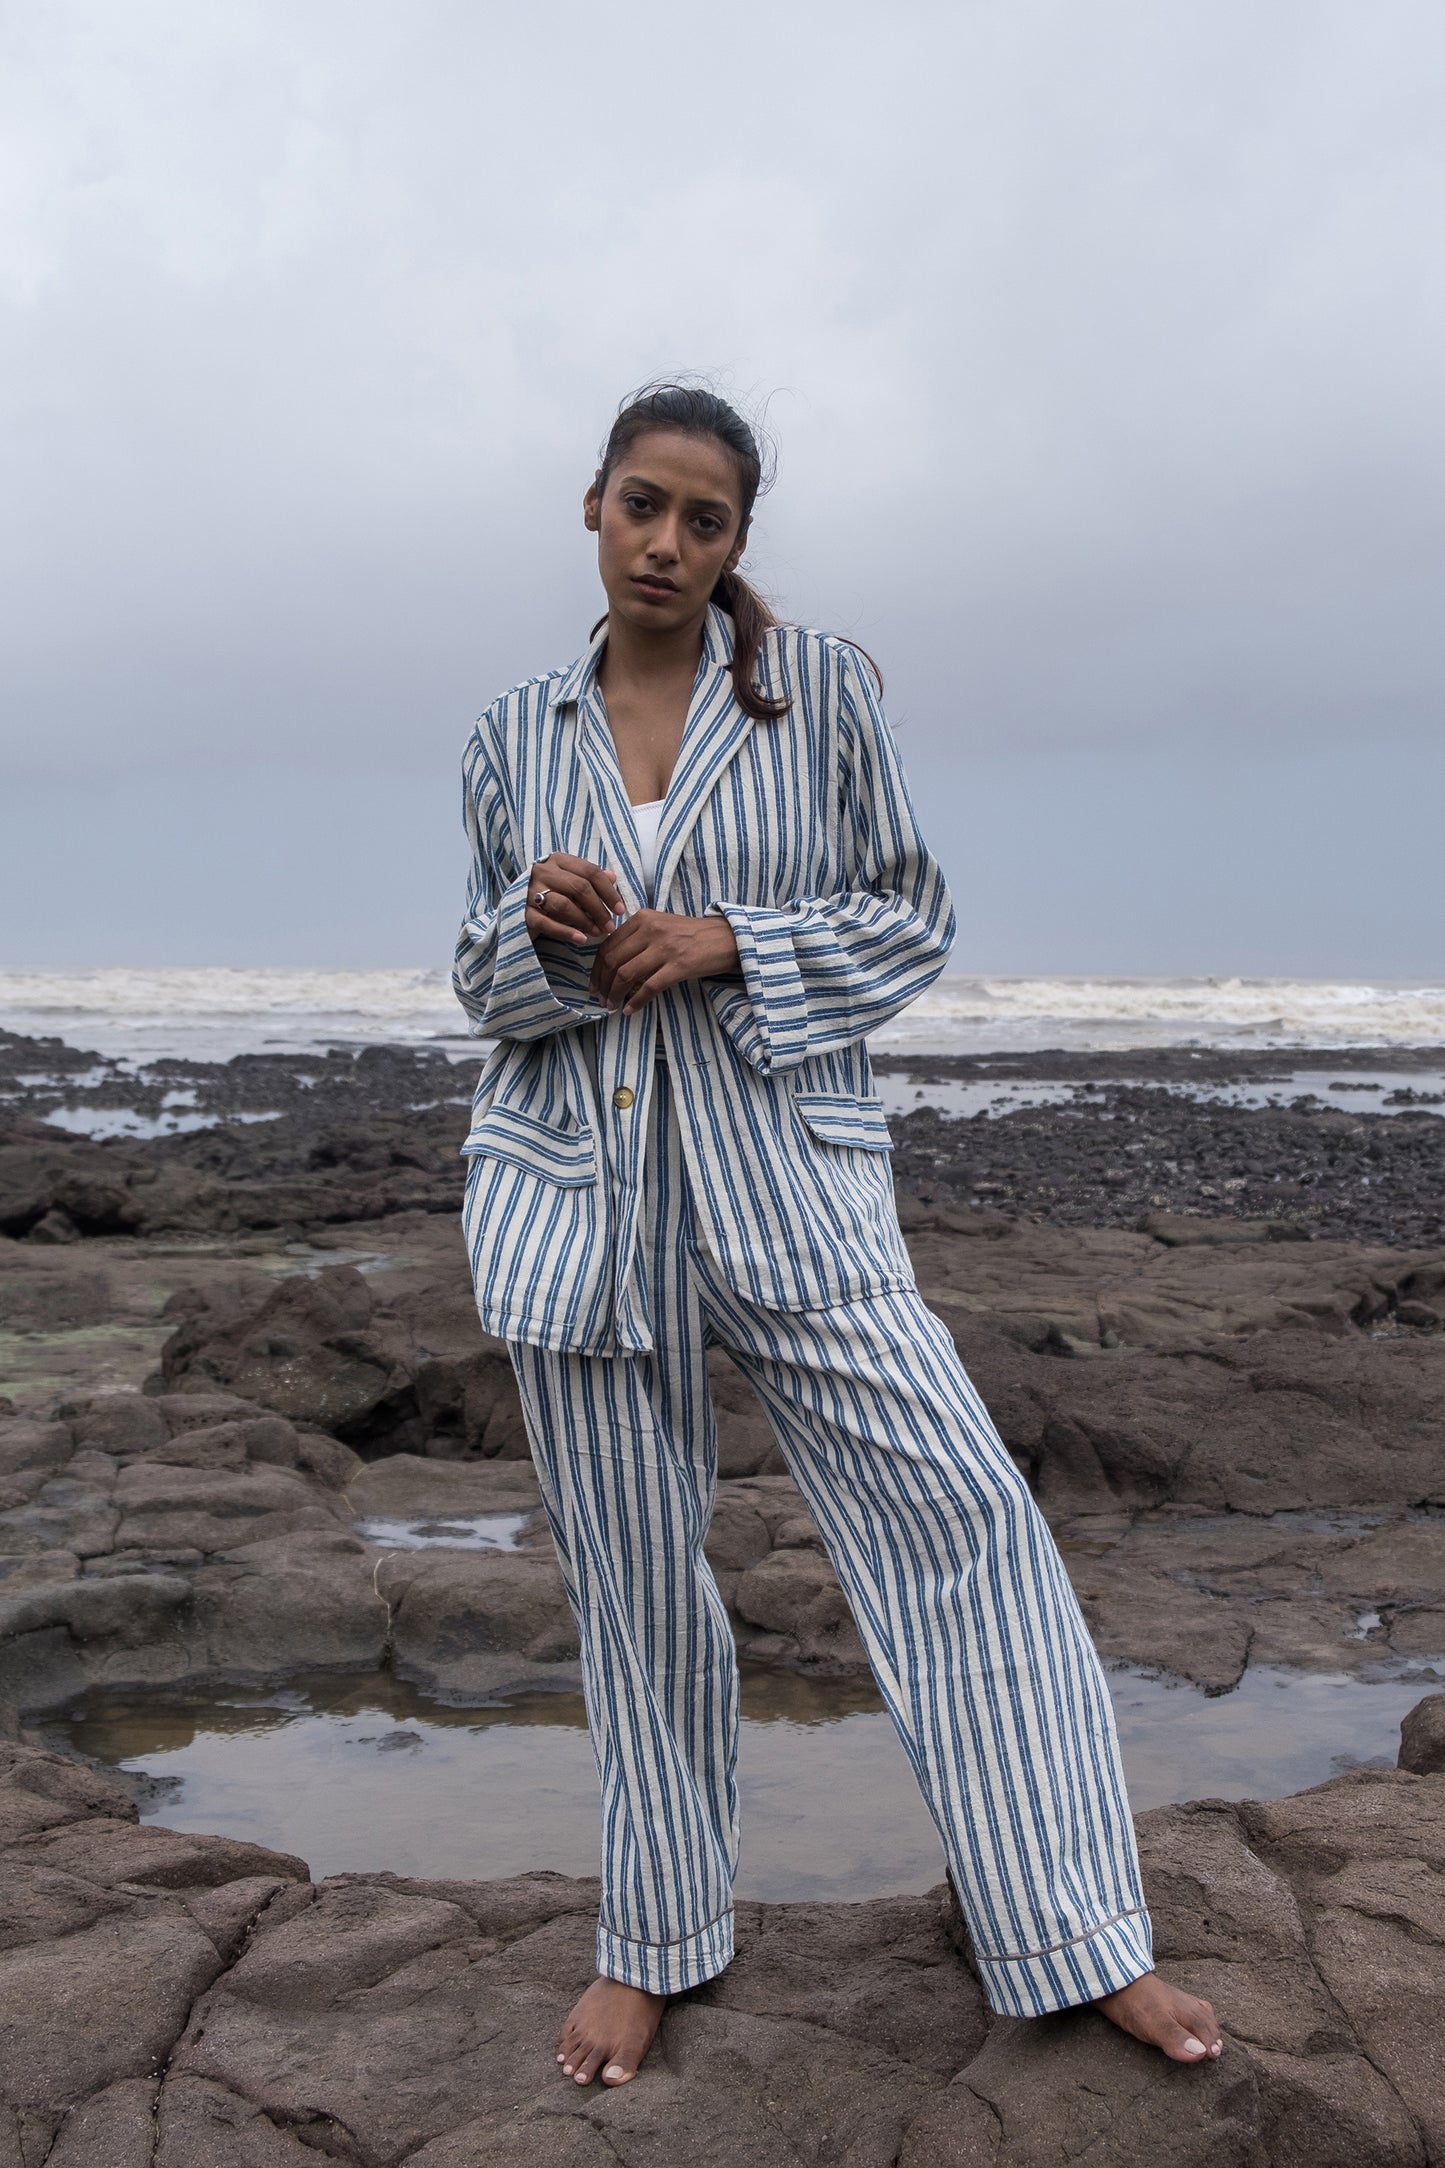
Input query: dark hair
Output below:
<box><xmin>594</xmin><ymin>380</ymin><xmax>790</xmax><ymax>721</ymax></box>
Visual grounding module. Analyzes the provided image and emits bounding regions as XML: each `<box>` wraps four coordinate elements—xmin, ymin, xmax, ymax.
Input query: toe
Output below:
<box><xmin>572</xmin><ymin>2042</ymin><xmax>608</xmax><ymax>2087</ymax></box>
<box><xmin>1159</xmin><ymin>2017</ymin><xmax>1212</xmax><ymax>2064</ymax></box>
<box><xmin>1187</xmin><ymin>1998</ymin><xmax>1223</xmax><ymax>2055</ymax></box>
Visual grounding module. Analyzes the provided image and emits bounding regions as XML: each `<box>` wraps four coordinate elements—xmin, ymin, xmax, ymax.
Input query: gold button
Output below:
<box><xmin>612</xmin><ymin>1086</ymin><xmax>635</xmax><ymax>1110</ymax></box>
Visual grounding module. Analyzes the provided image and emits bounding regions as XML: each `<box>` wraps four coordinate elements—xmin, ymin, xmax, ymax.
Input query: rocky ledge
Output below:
<box><xmin>3</xmin><ymin>1036</ymin><xmax>1445</xmax><ymax>2160</ymax></box>
<box><xmin>4</xmin><ymin>1184</ymin><xmax>1443</xmax><ymax>1703</ymax></box>
<box><xmin>3</xmin><ymin>1710</ymin><xmax>1445</xmax><ymax>2165</ymax></box>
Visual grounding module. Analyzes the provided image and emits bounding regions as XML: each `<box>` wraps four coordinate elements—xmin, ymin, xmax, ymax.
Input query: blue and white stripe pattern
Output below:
<box><xmin>509</xmin><ymin>1067</ymin><xmax>1155</xmax><ymax>2015</ymax></box>
<box><xmin>453</xmin><ymin>605</ymin><xmax>956</xmax><ymax>1353</ymax></box>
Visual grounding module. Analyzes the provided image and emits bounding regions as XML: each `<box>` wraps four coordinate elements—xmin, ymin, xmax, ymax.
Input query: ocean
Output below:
<box><xmin>2</xmin><ymin>967</ymin><xmax>1444</xmax><ymax>1068</ymax></box>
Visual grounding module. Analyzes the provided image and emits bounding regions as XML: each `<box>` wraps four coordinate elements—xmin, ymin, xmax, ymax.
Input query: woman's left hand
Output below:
<box><xmin>590</xmin><ymin>911</ymin><xmax>740</xmax><ymax>1015</ymax></box>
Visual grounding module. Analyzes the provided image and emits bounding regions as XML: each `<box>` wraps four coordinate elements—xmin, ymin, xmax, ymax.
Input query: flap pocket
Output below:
<box><xmin>461</xmin><ymin>1104</ymin><xmax>597</xmax><ymax>1187</ymax></box>
<box><xmin>793</xmin><ymin>1092</ymin><xmax>894</xmax><ymax>1153</ymax></box>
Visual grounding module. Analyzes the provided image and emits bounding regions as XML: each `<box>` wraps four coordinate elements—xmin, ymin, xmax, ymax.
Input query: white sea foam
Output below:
<box><xmin>870</xmin><ymin>976</ymin><xmax>1445</xmax><ymax>1054</ymax></box>
<box><xmin>2</xmin><ymin>965</ymin><xmax>1443</xmax><ymax>1064</ymax></box>
<box><xmin>0</xmin><ymin>967</ymin><xmax>467</xmax><ymax>1065</ymax></box>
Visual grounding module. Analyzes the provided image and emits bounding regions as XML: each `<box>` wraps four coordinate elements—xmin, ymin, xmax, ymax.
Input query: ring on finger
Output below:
<box><xmin>531</xmin><ymin>888</ymin><xmax>550</xmax><ymax>909</ymax></box>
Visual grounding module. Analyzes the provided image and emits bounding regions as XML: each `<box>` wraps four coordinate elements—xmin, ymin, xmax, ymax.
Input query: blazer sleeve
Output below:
<box><xmin>451</xmin><ymin>719</ymin><xmax>607</xmax><ymax>1041</ymax></box>
<box><xmin>704</xmin><ymin>646</ymin><xmax>956</xmax><ymax>1075</ymax></box>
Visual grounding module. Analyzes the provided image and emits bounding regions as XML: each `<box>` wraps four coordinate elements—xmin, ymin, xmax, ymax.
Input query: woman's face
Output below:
<box><xmin>584</xmin><ymin>428</ymin><xmax>747</xmax><ymax>637</ymax></box>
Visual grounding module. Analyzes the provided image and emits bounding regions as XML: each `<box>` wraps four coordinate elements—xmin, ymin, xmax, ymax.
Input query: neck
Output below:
<box><xmin>599</xmin><ymin>605</ymin><xmax>709</xmax><ymax>692</ymax></box>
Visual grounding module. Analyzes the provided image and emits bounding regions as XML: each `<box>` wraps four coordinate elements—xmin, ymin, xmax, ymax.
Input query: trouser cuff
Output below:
<box><xmin>597</xmin><ymin>1906</ymin><xmax>734</xmax><ymax>1995</ymax></box>
<box><xmin>975</xmin><ymin>1906</ymin><xmax>1155</xmax><ymax>2017</ymax></box>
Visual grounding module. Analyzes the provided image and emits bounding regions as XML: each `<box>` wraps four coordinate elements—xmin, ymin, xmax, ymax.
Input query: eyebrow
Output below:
<box><xmin>616</xmin><ymin>472</ymin><xmax>736</xmax><ymax>516</ymax></box>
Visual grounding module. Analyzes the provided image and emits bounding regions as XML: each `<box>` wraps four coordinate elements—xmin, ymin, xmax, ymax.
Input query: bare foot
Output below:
<box><xmin>556</xmin><ymin>1976</ymin><xmax>667</xmax><ymax>2087</ymax></box>
<box><xmin>1095</xmin><ymin>1971</ymin><xmax>1223</xmax><ymax>2064</ymax></box>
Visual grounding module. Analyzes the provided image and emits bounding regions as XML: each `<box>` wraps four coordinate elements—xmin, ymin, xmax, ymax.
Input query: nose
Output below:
<box><xmin>647</xmin><ymin>516</ymin><xmax>682</xmax><ymax>566</ymax></box>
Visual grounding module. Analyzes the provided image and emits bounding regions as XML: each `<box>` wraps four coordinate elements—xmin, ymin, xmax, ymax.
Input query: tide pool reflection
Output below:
<box><xmin>49</xmin><ymin>1659</ymin><xmax>1433</xmax><ymax>1900</ymax></box>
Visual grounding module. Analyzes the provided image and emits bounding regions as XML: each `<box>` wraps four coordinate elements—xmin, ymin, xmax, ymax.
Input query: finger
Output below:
<box><xmin>542</xmin><ymin>855</ymin><xmax>625</xmax><ymax>920</ymax></box>
<box><xmin>528</xmin><ymin>909</ymin><xmax>592</xmax><ymax>948</ymax></box>
<box><xmin>532</xmin><ymin>868</ymin><xmax>614</xmax><ymax>933</ymax></box>
<box><xmin>590</xmin><ymin>923</ymin><xmax>650</xmax><ymax>1005</ymax></box>
<box><xmin>528</xmin><ymin>892</ymin><xmax>597</xmax><ymax>938</ymax></box>
<box><xmin>621</xmin><ymin>965</ymin><xmax>682</xmax><ymax>1014</ymax></box>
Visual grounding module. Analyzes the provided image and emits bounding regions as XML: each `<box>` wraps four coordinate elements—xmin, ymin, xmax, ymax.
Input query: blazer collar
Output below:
<box><xmin>559</xmin><ymin>604</ymin><xmax>752</xmax><ymax>912</ymax></box>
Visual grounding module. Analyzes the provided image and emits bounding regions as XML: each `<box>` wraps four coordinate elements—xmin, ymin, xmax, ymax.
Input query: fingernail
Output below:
<box><xmin>1182</xmin><ymin>2037</ymin><xmax>1206</xmax><ymax>2056</ymax></box>
<box><xmin>572</xmin><ymin>932</ymin><xmax>587</xmax><ymax>944</ymax></box>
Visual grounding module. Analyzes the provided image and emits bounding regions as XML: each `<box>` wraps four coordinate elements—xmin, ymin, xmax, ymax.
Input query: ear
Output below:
<box><xmin>723</xmin><ymin>518</ymin><xmax>750</xmax><ymax>575</ymax></box>
<box><xmin>583</xmin><ymin>472</ymin><xmax>603</xmax><ymax>533</ymax></box>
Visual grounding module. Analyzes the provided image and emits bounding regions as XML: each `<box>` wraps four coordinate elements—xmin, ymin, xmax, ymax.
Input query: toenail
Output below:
<box><xmin>1208</xmin><ymin>2041</ymin><xmax>1223</xmax><ymax>2057</ymax></box>
<box><xmin>1182</xmin><ymin>2037</ymin><xmax>1206</xmax><ymax>2055</ymax></box>
<box><xmin>562</xmin><ymin>2064</ymin><xmax>572</xmax><ymax>2075</ymax></box>
<box><xmin>604</xmin><ymin>2065</ymin><xmax>625</xmax><ymax>2081</ymax></box>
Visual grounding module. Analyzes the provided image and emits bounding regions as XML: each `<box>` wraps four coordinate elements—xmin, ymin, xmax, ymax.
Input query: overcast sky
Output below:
<box><xmin>2</xmin><ymin>0</ymin><xmax>1442</xmax><ymax>976</ymax></box>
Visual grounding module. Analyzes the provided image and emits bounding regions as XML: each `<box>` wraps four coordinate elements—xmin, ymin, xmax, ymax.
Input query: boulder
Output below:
<box><xmin>153</xmin><ymin>1267</ymin><xmax>531</xmax><ymax>1461</ymax></box>
<box><xmin>1399</xmin><ymin>1692</ymin><xmax>1445</xmax><ymax>1776</ymax></box>
<box><xmin>381</xmin><ymin>1549</ymin><xmax>581</xmax><ymax>1696</ymax></box>
<box><xmin>956</xmin><ymin>1322</ymin><xmax>1445</xmax><ymax>1515</ymax></box>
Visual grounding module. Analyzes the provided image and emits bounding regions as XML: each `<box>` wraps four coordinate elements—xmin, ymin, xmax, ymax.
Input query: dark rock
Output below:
<box><xmin>734</xmin><ymin>1547</ymin><xmax>870</xmax><ymax>1669</ymax></box>
<box><xmin>955</xmin><ymin>1321</ymin><xmax>1445</xmax><ymax>1515</ymax></box>
<box><xmin>0</xmin><ymin>1421</ymin><xmax>73</xmax><ymax>1480</ymax></box>
<box><xmin>25</xmin><ymin>1207</ymin><xmax>81</xmax><ymax>1245</ymax></box>
<box><xmin>45</xmin><ymin>2077</ymin><xmax>161</xmax><ymax>2167</ymax></box>
<box><xmin>382</xmin><ymin>1549</ymin><xmax>581</xmax><ymax>1695</ymax></box>
<box><xmin>153</xmin><ymin>1265</ymin><xmax>532</xmax><ymax>1461</ymax></box>
<box><xmin>0</xmin><ymin>1572</ymin><xmax>191</xmax><ymax>1648</ymax></box>
<box><xmin>190</xmin><ymin>1531</ymin><xmax>385</xmax><ymax>1679</ymax></box>
<box><xmin>1398</xmin><ymin>1691</ymin><xmax>1445</xmax><ymax>1775</ymax></box>
<box><xmin>0</xmin><ymin>1737</ymin><xmax>138</xmax><ymax>1843</ymax></box>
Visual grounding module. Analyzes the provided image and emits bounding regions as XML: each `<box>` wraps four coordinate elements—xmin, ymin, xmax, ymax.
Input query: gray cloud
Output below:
<box><xmin>2</xmin><ymin>0</ymin><xmax>1441</xmax><ymax>969</ymax></box>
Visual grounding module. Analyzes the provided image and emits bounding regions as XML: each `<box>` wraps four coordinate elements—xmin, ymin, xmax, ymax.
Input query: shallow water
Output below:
<box><xmin>352</xmin><ymin>1512</ymin><xmax>531</xmax><ymax>1553</ymax></box>
<box><xmin>872</xmin><ymin>1069</ymin><xmax>1445</xmax><ymax>1123</ymax></box>
<box><xmin>49</xmin><ymin>1661</ymin><xmax>1435</xmax><ymax>1900</ymax></box>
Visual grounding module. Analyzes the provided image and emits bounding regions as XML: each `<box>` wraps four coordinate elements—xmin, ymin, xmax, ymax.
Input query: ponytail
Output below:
<box><xmin>709</xmin><ymin>566</ymin><xmax>789</xmax><ymax>722</ymax></box>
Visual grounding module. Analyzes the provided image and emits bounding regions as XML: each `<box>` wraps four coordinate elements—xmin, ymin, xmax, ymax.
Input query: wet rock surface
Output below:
<box><xmin>2</xmin><ymin>1081</ymin><xmax>1443</xmax><ymax>1700</ymax></box>
<box><xmin>3</xmin><ymin>1034</ymin><xmax>1443</xmax><ymax>1248</ymax></box>
<box><xmin>2</xmin><ymin>1721</ymin><xmax>1442</xmax><ymax>2165</ymax></box>
<box><xmin>875</xmin><ymin>1048</ymin><xmax>1445</xmax><ymax>1249</ymax></box>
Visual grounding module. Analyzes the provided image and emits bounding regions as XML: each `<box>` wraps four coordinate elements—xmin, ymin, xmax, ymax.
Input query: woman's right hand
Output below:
<box><xmin>524</xmin><ymin>853</ymin><xmax>626</xmax><ymax>949</ymax></box>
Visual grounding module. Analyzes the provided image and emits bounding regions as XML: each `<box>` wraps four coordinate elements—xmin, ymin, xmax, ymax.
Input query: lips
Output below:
<box><xmin>632</xmin><ymin>576</ymin><xmax>678</xmax><ymax>599</ymax></box>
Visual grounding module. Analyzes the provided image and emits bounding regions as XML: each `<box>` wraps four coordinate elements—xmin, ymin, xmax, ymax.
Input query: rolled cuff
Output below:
<box><xmin>705</xmin><ymin>901</ymin><xmax>810</xmax><ymax>1074</ymax></box>
<box><xmin>974</xmin><ymin>1905</ymin><xmax>1155</xmax><ymax>2019</ymax></box>
<box><xmin>455</xmin><ymin>872</ymin><xmax>605</xmax><ymax>1041</ymax></box>
<box><xmin>597</xmin><ymin>1906</ymin><xmax>735</xmax><ymax>1997</ymax></box>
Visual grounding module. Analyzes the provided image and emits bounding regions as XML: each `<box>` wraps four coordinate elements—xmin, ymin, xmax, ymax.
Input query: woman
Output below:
<box><xmin>453</xmin><ymin>383</ymin><xmax>1223</xmax><ymax>2089</ymax></box>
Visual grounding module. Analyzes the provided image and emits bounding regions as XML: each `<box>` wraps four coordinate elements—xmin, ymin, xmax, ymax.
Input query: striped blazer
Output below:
<box><xmin>452</xmin><ymin>604</ymin><xmax>956</xmax><ymax>1353</ymax></box>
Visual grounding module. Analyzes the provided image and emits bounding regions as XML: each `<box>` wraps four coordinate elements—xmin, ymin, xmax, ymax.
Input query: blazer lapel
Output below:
<box><xmin>574</xmin><ymin>679</ymin><xmax>649</xmax><ymax>912</ymax></box>
<box><xmin>561</xmin><ymin>604</ymin><xmax>753</xmax><ymax>916</ymax></box>
<box><xmin>553</xmin><ymin>624</ymin><xmax>647</xmax><ymax>910</ymax></box>
<box><xmin>651</xmin><ymin>604</ymin><xmax>752</xmax><ymax>907</ymax></box>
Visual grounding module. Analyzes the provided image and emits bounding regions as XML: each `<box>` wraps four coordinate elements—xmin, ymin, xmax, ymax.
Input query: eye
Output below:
<box><xmin>621</xmin><ymin>493</ymin><xmax>654</xmax><ymax>516</ymax></box>
<box><xmin>693</xmin><ymin>514</ymin><xmax>725</xmax><ymax>536</ymax></box>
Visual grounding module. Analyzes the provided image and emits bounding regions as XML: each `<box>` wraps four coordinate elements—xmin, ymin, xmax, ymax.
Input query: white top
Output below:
<box><xmin>630</xmin><ymin>798</ymin><xmax>664</xmax><ymax>900</ymax></box>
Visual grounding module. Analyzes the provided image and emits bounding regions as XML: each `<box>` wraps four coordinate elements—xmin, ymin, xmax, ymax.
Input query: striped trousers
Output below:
<box><xmin>507</xmin><ymin>1067</ymin><xmax>1153</xmax><ymax>2016</ymax></box>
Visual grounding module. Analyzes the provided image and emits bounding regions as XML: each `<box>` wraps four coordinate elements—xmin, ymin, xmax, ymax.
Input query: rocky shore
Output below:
<box><xmin>2</xmin><ymin>1030</ymin><xmax>1444</xmax><ymax>2162</ymax></box>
